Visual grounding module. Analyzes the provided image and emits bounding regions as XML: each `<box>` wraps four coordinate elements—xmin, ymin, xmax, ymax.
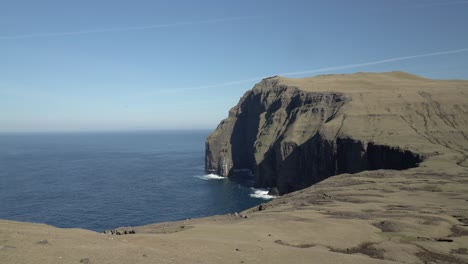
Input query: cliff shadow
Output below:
<box><xmin>256</xmin><ymin>135</ymin><xmax>423</xmax><ymax>195</ymax></box>
<box><xmin>229</xmin><ymin>92</ymin><xmax>265</xmax><ymax>174</ymax></box>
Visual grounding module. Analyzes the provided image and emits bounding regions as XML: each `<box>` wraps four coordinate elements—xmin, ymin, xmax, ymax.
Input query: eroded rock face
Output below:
<box><xmin>205</xmin><ymin>72</ymin><xmax>468</xmax><ymax>195</ymax></box>
<box><xmin>205</xmin><ymin>77</ymin><xmax>348</xmax><ymax>180</ymax></box>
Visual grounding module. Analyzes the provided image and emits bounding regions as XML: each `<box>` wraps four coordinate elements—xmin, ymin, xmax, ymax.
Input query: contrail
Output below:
<box><xmin>278</xmin><ymin>48</ymin><xmax>468</xmax><ymax>76</ymax></box>
<box><xmin>161</xmin><ymin>47</ymin><xmax>468</xmax><ymax>93</ymax></box>
<box><xmin>0</xmin><ymin>16</ymin><xmax>259</xmax><ymax>40</ymax></box>
<box><xmin>408</xmin><ymin>0</ymin><xmax>468</xmax><ymax>8</ymax></box>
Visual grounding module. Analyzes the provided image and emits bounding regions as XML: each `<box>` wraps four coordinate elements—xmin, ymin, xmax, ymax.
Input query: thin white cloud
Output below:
<box><xmin>157</xmin><ymin>47</ymin><xmax>468</xmax><ymax>94</ymax></box>
<box><xmin>0</xmin><ymin>16</ymin><xmax>259</xmax><ymax>40</ymax></box>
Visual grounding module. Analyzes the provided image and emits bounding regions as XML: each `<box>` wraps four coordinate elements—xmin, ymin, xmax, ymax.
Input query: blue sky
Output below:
<box><xmin>1</xmin><ymin>0</ymin><xmax>468</xmax><ymax>132</ymax></box>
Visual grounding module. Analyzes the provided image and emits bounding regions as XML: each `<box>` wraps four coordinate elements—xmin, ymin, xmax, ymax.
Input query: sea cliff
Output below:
<box><xmin>205</xmin><ymin>72</ymin><xmax>468</xmax><ymax>194</ymax></box>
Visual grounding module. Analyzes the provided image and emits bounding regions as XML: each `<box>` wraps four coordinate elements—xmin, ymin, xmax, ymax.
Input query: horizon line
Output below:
<box><xmin>0</xmin><ymin>128</ymin><xmax>215</xmax><ymax>134</ymax></box>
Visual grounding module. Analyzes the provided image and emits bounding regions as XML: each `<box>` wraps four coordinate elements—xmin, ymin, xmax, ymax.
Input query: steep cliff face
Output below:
<box><xmin>205</xmin><ymin>72</ymin><xmax>468</xmax><ymax>195</ymax></box>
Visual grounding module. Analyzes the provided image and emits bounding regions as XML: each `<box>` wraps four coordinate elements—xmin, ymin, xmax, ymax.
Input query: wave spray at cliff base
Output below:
<box><xmin>250</xmin><ymin>188</ymin><xmax>277</xmax><ymax>200</ymax></box>
<box><xmin>195</xmin><ymin>174</ymin><xmax>226</xmax><ymax>180</ymax></box>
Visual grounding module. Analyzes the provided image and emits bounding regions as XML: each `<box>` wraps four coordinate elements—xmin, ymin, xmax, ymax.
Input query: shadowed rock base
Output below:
<box><xmin>256</xmin><ymin>136</ymin><xmax>422</xmax><ymax>194</ymax></box>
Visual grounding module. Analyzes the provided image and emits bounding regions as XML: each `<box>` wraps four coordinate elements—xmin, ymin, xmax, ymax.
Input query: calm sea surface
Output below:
<box><xmin>0</xmin><ymin>130</ymin><xmax>269</xmax><ymax>232</ymax></box>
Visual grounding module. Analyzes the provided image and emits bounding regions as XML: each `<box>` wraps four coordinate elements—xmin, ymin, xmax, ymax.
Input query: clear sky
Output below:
<box><xmin>1</xmin><ymin>0</ymin><xmax>468</xmax><ymax>132</ymax></box>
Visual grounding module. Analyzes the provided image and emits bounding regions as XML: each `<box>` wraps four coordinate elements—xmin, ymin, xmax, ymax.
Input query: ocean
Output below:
<box><xmin>0</xmin><ymin>130</ymin><xmax>271</xmax><ymax>232</ymax></box>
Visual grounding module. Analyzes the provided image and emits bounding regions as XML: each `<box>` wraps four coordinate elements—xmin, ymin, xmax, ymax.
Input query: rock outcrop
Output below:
<box><xmin>205</xmin><ymin>72</ymin><xmax>468</xmax><ymax>194</ymax></box>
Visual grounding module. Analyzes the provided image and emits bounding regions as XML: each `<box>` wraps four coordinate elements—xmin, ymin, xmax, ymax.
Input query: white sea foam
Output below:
<box><xmin>250</xmin><ymin>189</ymin><xmax>277</xmax><ymax>200</ymax></box>
<box><xmin>195</xmin><ymin>174</ymin><xmax>226</xmax><ymax>180</ymax></box>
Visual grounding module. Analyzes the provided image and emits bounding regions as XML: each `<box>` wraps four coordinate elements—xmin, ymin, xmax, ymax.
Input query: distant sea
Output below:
<box><xmin>0</xmin><ymin>130</ymin><xmax>271</xmax><ymax>232</ymax></box>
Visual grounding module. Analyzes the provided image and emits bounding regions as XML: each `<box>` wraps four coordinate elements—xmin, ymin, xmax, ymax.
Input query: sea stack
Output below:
<box><xmin>205</xmin><ymin>71</ymin><xmax>468</xmax><ymax>194</ymax></box>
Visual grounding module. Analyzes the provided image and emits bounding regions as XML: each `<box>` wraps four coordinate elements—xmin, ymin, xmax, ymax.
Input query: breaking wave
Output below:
<box><xmin>195</xmin><ymin>174</ymin><xmax>226</xmax><ymax>180</ymax></box>
<box><xmin>249</xmin><ymin>188</ymin><xmax>276</xmax><ymax>200</ymax></box>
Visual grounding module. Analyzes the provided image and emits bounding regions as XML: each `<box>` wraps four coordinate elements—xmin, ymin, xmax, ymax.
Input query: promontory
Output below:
<box><xmin>206</xmin><ymin>71</ymin><xmax>466</xmax><ymax>194</ymax></box>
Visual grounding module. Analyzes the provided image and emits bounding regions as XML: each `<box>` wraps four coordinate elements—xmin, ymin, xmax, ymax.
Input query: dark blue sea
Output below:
<box><xmin>0</xmin><ymin>130</ymin><xmax>271</xmax><ymax>232</ymax></box>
